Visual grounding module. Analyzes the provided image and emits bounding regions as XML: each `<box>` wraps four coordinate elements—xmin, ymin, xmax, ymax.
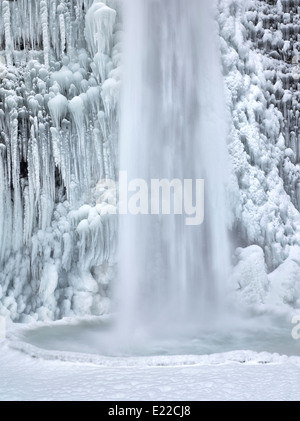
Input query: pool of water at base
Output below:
<box><xmin>15</xmin><ymin>313</ymin><xmax>300</xmax><ymax>358</ymax></box>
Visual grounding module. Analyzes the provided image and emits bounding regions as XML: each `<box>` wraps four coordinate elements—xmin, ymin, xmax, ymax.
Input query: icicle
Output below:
<box><xmin>2</xmin><ymin>1</ymin><xmax>13</xmax><ymax>67</ymax></box>
<box><xmin>0</xmin><ymin>56</ymin><xmax>7</xmax><ymax>81</ymax></box>
<box><xmin>41</xmin><ymin>1</ymin><xmax>50</xmax><ymax>68</ymax></box>
<box><xmin>59</xmin><ymin>8</ymin><xmax>66</xmax><ymax>56</ymax></box>
<box><xmin>48</xmin><ymin>94</ymin><xmax>68</xmax><ymax>127</ymax></box>
<box><xmin>85</xmin><ymin>2</ymin><xmax>116</xmax><ymax>57</ymax></box>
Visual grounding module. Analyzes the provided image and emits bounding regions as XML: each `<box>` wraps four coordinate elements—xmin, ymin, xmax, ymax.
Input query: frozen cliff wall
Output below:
<box><xmin>0</xmin><ymin>0</ymin><xmax>120</xmax><ymax>321</ymax></box>
<box><xmin>220</xmin><ymin>0</ymin><xmax>300</xmax><ymax>310</ymax></box>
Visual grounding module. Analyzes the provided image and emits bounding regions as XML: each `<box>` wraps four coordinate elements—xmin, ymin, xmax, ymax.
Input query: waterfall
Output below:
<box><xmin>2</xmin><ymin>0</ymin><xmax>300</xmax><ymax>360</ymax></box>
<box><xmin>118</xmin><ymin>0</ymin><xmax>231</xmax><ymax>337</ymax></box>
<box><xmin>3</xmin><ymin>0</ymin><xmax>298</xmax><ymax>328</ymax></box>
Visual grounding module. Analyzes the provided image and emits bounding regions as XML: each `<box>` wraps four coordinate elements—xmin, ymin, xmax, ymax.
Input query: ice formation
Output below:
<box><xmin>0</xmin><ymin>0</ymin><xmax>121</xmax><ymax>321</ymax></box>
<box><xmin>0</xmin><ymin>0</ymin><xmax>299</xmax><ymax>322</ymax></box>
<box><xmin>219</xmin><ymin>0</ymin><xmax>300</xmax><ymax>310</ymax></box>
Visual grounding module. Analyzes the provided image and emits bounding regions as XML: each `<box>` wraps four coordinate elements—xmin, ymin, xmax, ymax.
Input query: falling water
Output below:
<box><xmin>118</xmin><ymin>0</ymin><xmax>231</xmax><ymax>338</ymax></box>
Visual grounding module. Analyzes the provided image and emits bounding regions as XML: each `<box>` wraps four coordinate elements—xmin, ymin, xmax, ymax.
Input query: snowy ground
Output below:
<box><xmin>1</xmin><ymin>340</ymin><xmax>300</xmax><ymax>401</ymax></box>
<box><xmin>1</xmin><ymin>317</ymin><xmax>300</xmax><ymax>401</ymax></box>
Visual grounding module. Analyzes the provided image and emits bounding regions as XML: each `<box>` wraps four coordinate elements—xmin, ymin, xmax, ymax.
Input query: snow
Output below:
<box><xmin>267</xmin><ymin>245</ymin><xmax>300</xmax><ymax>309</ymax></box>
<box><xmin>1</xmin><ymin>325</ymin><xmax>300</xmax><ymax>401</ymax></box>
<box><xmin>39</xmin><ymin>263</ymin><xmax>58</xmax><ymax>303</ymax></box>
<box><xmin>231</xmin><ymin>245</ymin><xmax>269</xmax><ymax>307</ymax></box>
